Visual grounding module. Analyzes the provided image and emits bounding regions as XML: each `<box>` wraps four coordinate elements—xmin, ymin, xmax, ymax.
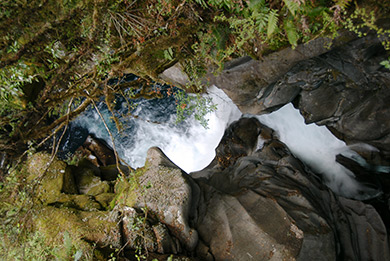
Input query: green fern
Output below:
<box><xmin>334</xmin><ymin>0</ymin><xmax>353</xmax><ymax>8</ymax></box>
<box><xmin>267</xmin><ymin>9</ymin><xmax>278</xmax><ymax>38</ymax></box>
<box><xmin>249</xmin><ymin>0</ymin><xmax>266</xmax><ymax>11</ymax></box>
<box><xmin>284</xmin><ymin>20</ymin><xmax>299</xmax><ymax>48</ymax></box>
<box><xmin>283</xmin><ymin>0</ymin><xmax>299</xmax><ymax>15</ymax></box>
<box><xmin>193</xmin><ymin>0</ymin><xmax>208</xmax><ymax>8</ymax></box>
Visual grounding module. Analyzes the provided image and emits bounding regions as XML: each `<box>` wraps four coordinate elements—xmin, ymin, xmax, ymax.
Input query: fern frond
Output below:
<box><xmin>284</xmin><ymin>20</ymin><xmax>299</xmax><ymax>48</ymax></box>
<box><xmin>267</xmin><ymin>9</ymin><xmax>278</xmax><ymax>38</ymax></box>
<box><xmin>334</xmin><ymin>0</ymin><xmax>353</xmax><ymax>8</ymax></box>
<box><xmin>249</xmin><ymin>0</ymin><xmax>266</xmax><ymax>11</ymax></box>
<box><xmin>283</xmin><ymin>0</ymin><xmax>299</xmax><ymax>15</ymax></box>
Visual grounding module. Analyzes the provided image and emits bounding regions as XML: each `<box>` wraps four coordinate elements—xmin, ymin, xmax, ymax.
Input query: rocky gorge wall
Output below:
<box><xmin>10</xmin><ymin>34</ymin><xmax>390</xmax><ymax>260</ymax></box>
<box><xmin>159</xmin><ymin>33</ymin><xmax>390</xmax><ymax>260</ymax></box>
<box><xmin>206</xmin><ymin>34</ymin><xmax>390</xmax><ymax>163</ymax></box>
<box><xmin>23</xmin><ymin>116</ymin><xmax>390</xmax><ymax>260</ymax></box>
<box><xmin>190</xmin><ymin>117</ymin><xmax>389</xmax><ymax>260</ymax></box>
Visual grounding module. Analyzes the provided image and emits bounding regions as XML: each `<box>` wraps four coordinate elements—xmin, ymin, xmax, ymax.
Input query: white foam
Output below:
<box><xmin>73</xmin><ymin>86</ymin><xmax>380</xmax><ymax>200</ymax></box>
<box><xmin>255</xmin><ymin>103</ymin><xmax>380</xmax><ymax>199</ymax></box>
<box><xmin>74</xmin><ymin>85</ymin><xmax>241</xmax><ymax>173</ymax></box>
<box><xmin>163</xmin><ymin>85</ymin><xmax>242</xmax><ymax>172</ymax></box>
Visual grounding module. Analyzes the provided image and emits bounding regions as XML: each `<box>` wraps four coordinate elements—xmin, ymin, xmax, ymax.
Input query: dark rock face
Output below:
<box><xmin>76</xmin><ymin>134</ymin><xmax>117</xmax><ymax>167</ymax></box>
<box><xmin>206</xmin><ymin>32</ymin><xmax>356</xmax><ymax>114</ymax></box>
<box><xmin>211</xmin><ymin>34</ymin><xmax>390</xmax><ymax>161</ymax></box>
<box><xmin>25</xmin><ymin>118</ymin><xmax>390</xmax><ymax>260</ymax></box>
<box><xmin>191</xmin><ymin>118</ymin><xmax>390</xmax><ymax>261</ymax></box>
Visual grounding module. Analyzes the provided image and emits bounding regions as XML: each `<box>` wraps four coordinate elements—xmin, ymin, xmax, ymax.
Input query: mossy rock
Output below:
<box><xmin>114</xmin><ymin>147</ymin><xmax>198</xmax><ymax>251</ymax></box>
<box><xmin>95</xmin><ymin>193</ymin><xmax>115</xmax><ymax>209</ymax></box>
<box><xmin>87</xmin><ymin>181</ymin><xmax>111</xmax><ymax>196</ymax></box>
<box><xmin>70</xmin><ymin>194</ymin><xmax>102</xmax><ymax>211</ymax></box>
<box><xmin>26</xmin><ymin>152</ymin><xmax>77</xmax><ymax>204</ymax></box>
<box><xmin>74</xmin><ymin>167</ymin><xmax>110</xmax><ymax>196</ymax></box>
<box><xmin>100</xmin><ymin>164</ymin><xmax>131</xmax><ymax>181</ymax></box>
<box><xmin>48</xmin><ymin>194</ymin><xmax>101</xmax><ymax>211</ymax></box>
<box><xmin>33</xmin><ymin>205</ymin><xmax>121</xmax><ymax>258</ymax></box>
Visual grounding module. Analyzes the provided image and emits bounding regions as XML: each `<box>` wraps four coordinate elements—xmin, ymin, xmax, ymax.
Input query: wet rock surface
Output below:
<box><xmin>24</xmin><ymin>150</ymin><xmax>199</xmax><ymax>260</ymax></box>
<box><xmin>116</xmin><ymin>147</ymin><xmax>199</xmax><ymax>252</ymax></box>
<box><xmin>191</xmin><ymin>117</ymin><xmax>390</xmax><ymax>261</ymax></box>
<box><xmin>24</xmin><ymin>114</ymin><xmax>390</xmax><ymax>260</ymax></box>
<box><xmin>21</xmin><ymin>33</ymin><xmax>390</xmax><ymax>260</ymax></box>
<box><xmin>76</xmin><ymin>134</ymin><xmax>117</xmax><ymax>167</ymax></box>
<box><xmin>211</xmin><ymin>34</ymin><xmax>390</xmax><ymax>162</ymax></box>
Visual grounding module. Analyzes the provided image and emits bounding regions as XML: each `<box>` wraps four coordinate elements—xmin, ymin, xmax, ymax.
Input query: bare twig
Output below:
<box><xmin>86</xmin><ymin>89</ymin><xmax>127</xmax><ymax>177</ymax></box>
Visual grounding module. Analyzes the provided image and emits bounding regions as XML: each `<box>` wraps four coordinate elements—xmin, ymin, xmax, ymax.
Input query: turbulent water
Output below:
<box><xmin>255</xmin><ymin>104</ymin><xmax>380</xmax><ymax>200</ymax></box>
<box><xmin>64</xmin><ymin>85</ymin><xmax>242</xmax><ymax>173</ymax></box>
<box><xmin>62</xmin><ymin>84</ymin><xmax>380</xmax><ymax>200</ymax></box>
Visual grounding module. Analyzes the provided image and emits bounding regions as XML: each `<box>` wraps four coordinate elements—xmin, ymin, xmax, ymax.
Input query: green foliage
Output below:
<box><xmin>0</xmin><ymin>167</ymin><xmax>53</xmax><ymax>260</ymax></box>
<box><xmin>186</xmin><ymin>0</ymin><xmax>345</xmax><ymax>80</ymax></box>
<box><xmin>284</xmin><ymin>19</ymin><xmax>299</xmax><ymax>48</ymax></box>
<box><xmin>52</xmin><ymin>231</ymin><xmax>84</xmax><ymax>261</ymax></box>
<box><xmin>174</xmin><ymin>90</ymin><xmax>217</xmax><ymax>128</ymax></box>
<box><xmin>163</xmin><ymin>47</ymin><xmax>175</xmax><ymax>61</ymax></box>
<box><xmin>267</xmin><ymin>9</ymin><xmax>278</xmax><ymax>38</ymax></box>
<box><xmin>111</xmin><ymin>167</ymin><xmax>146</xmax><ymax>209</ymax></box>
<box><xmin>283</xmin><ymin>0</ymin><xmax>299</xmax><ymax>15</ymax></box>
<box><xmin>0</xmin><ymin>0</ymin><xmax>352</xmax><ymax>152</ymax></box>
<box><xmin>381</xmin><ymin>59</ymin><xmax>390</xmax><ymax>70</ymax></box>
<box><xmin>343</xmin><ymin>5</ymin><xmax>390</xmax><ymax>69</ymax></box>
<box><xmin>0</xmin><ymin>62</ymin><xmax>36</xmax><ymax>107</ymax></box>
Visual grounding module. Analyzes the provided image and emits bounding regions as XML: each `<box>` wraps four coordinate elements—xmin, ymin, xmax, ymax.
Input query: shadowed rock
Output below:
<box><xmin>191</xmin><ymin>117</ymin><xmax>390</xmax><ymax>261</ymax></box>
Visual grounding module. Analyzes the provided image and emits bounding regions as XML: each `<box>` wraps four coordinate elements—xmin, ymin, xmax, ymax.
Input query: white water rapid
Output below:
<box><xmin>71</xmin><ymin>85</ymin><xmax>380</xmax><ymax>200</ymax></box>
<box><xmin>73</xmin><ymin>85</ymin><xmax>242</xmax><ymax>173</ymax></box>
<box><xmin>255</xmin><ymin>103</ymin><xmax>380</xmax><ymax>200</ymax></box>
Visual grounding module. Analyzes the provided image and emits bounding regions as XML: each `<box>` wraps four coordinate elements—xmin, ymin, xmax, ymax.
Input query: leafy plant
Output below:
<box><xmin>343</xmin><ymin>5</ymin><xmax>390</xmax><ymax>69</ymax></box>
<box><xmin>174</xmin><ymin>90</ymin><xmax>217</xmax><ymax>128</ymax></box>
<box><xmin>381</xmin><ymin>59</ymin><xmax>390</xmax><ymax>70</ymax></box>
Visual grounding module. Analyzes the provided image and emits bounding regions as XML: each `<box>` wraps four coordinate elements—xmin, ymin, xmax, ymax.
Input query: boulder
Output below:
<box><xmin>191</xmin><ymin>117</ymin><xmax>390</xmax><ymax>260</ymax></box>
<box><xmin>73</xmin><ymin>167</ymin><xmax>111</xmax><ymax>196</ymax></box>
<box><xmin>95</xmin><ymin>192</ymin><xmax>115</xmax><ymax>209</ymax></box>
<box><xmin>33</xmin><ymin>206</ymin><xmax>121</xmax><ymax>258</ymax></box>
<box><xmin>159</xmin><ymin>62</ymin><xmax>190</xmax><ymax>88</ymax></box>
<box><xmin>205</xmin><ymin>32</ymin><xmax>356</xmax><ymax>114</ymax></box>
<box><xmin>114</xmin><ymin>147</ymin><xmax>199</xmax><ymax>252</ymax></box>
<box><xmin>26</xmin><ymin>152</ymin><xmax>77</xmax><ymax>203</ymax></box>
<box><xmin>100</xmin><ymin>164</ymin><xmax>132</xmax><ymax>181</ymax></box>
<box><xmin>77</xmin><ymin>134</ymin><xmax>116</xmax><ymax>167</ymax></box>
<box><xmin>211</xmin><ymin>34</ymin><xmax>390</xmax><ymax>162</ymax></box>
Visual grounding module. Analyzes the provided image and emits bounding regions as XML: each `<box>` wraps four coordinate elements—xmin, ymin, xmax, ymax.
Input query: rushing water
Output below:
<box><xmin>62</xmin><ymin>84</ymin><xmax>381</xmax><ymax>200</ymax></box>
<box><xmin>62</xmin><ymin>85</ymin><xmax>242</xmax><ymax>173</ymax></box>
<box><xmin>255</xmin><ymin>104</ymin><xmax>380</xmax><ymax>200</ymax></box>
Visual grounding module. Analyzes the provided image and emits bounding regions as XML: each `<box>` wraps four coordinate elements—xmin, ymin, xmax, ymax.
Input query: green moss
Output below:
<box><xmin>71</xmin><ymin>194</ymin><xmax>102</xmax><ymax>211</ymax></box>
<box><xmin>87</xmin><ymin>181</ymin><xmax>111</xmax><ymax>196</ymax></box>
<box><xmin>95</xmin><ymin>193</ymin><xmax>115</xmax><ymax>209</ymax></box>
<box><xmin>33</xmin><ymin>205</ymin><xmax>121</xmax><ymax>259</ymax></box>
<box><xmin>111</xmin><ymin>166</ymin><xmax>147</xmax><ymax>209</ymax></box>
<box><xmin>26</xmin><ymin>152</ymin><xmax>77</xmax><ymax>204</ymax></box>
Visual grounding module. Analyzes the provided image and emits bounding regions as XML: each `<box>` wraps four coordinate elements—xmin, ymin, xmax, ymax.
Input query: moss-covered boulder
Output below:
<box><xmin>33</xmin><ymin>205</ymin><xmax>120</xmax><ymax>259</ymax></box>
<box><xmin>69</xmin><ymin>194</ymin><xmax>102</xmax><ymax>211</ymax></box>
<box><xmin>74</xmin><ymin>166</ymin><xmax>111</xmax><ymax>196</ymax></box>
<box><xmin>25</xmin><ymin>152</ymin><xmax>103</xmax><ymax>211</ymax></box>
<box><xmin>26</xmin><ymin>152</ymin><xmax>77</xmax><ymax>204</ymax></box>
<box><xmin>114</xmin><ymin>147</ymin><xmax>198</xmax><ymax>251</ymax></box>
<box><xmin>95</xmin><ymin>192</ymin><xmax>115</xmax><ymax>209</ymax></box>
